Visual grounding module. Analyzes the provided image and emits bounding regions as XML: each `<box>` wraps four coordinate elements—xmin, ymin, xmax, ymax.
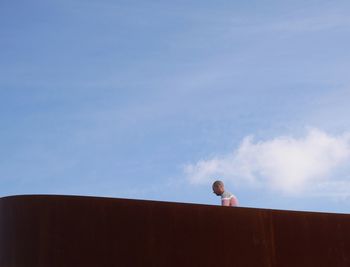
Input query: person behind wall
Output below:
<box><xmin>212</xmin><ymin>180</ymin><xmax>239</xmax><ymax>207</ymax></box>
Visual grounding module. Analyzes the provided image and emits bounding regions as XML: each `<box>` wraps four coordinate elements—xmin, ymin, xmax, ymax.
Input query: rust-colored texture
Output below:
<box><xmin>0</xmin><ymin>195</ymin><xmax>350</xmax><ymax>267</ymax></box>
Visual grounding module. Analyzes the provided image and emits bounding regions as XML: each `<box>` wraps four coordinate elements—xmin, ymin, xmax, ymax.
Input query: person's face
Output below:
<box><xmin>213</xmin><ymin>185</ymin><xmax>224</xmax><ymax>196</ymax></box>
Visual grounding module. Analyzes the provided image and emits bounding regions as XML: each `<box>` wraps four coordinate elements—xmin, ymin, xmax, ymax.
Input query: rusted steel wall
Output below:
<box><xmin>0</xmin><ymin>195</ymin><xmax>350</xmax><ymax>267</ymax></box>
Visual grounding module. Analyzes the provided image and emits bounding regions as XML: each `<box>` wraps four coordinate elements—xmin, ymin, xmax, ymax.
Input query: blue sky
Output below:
<box><xmin>2</xmin><ymin>0</ymin><xmax>350</xmax><ymax>213</ymax></box>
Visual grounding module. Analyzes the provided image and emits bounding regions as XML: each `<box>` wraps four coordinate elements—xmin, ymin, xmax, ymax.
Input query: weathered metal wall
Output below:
<box><xmin>0</xmin><ymin>195</ymin><xmax>350</xmax><ymax>267</ymax></box>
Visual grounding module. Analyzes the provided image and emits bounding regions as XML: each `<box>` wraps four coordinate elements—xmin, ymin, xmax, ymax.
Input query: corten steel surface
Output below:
<box><xmin>1</xmin><ymin>195</ymin><xmax>350</xmax><ymax>267</ymax></box>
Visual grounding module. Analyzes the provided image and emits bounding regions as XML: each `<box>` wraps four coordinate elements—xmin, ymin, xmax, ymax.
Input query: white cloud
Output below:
<box><xmin>185</xmin><ymin>128</ymin><xmax>350</xmax><ymax>196</ymax></box>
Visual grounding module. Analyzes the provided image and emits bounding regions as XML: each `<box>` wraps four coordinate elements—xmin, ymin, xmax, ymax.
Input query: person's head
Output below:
<box><xmin>212</xmin><ymin>180</ymin><xmax>225</xmax><ymax>196</ymax></box>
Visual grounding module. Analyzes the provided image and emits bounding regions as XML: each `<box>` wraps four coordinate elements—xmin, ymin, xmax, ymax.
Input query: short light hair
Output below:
<box><xmin>212</xmin><ymin>180</ymin><xmax>224</xmax><ymax>188</ymax></box>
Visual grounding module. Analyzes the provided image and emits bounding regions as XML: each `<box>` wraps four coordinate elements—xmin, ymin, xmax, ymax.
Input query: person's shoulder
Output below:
<box><xmin>221</xmin><ymin>191</ymin><xmax>233</xmax><ymax>199</ymax></box>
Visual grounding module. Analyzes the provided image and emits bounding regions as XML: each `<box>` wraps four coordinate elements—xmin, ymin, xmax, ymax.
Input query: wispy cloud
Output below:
<box><xmin>225</xmin><ymin>8</ymin><xmax>350</xmax><ymax>37</ymax></box>
<box><xmin>185</xmin><ymin>128</ymin><xmax>350</xmax><ymax>197</ymax></box>
<box><xmin>265</xmin><ymin>14</ymin><xmax>350</xmax><ymax>33</ymax></box>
